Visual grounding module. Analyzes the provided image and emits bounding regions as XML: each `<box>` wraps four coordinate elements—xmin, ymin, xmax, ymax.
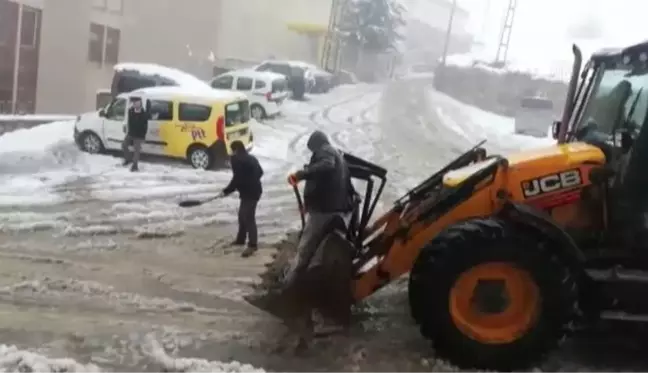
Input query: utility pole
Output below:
<box><xmin>440</xmin><ymin>0</ymin><xmax>458</xmax><ymax>66</ymax></box>
<box><xmin>494</xmin><ymin>0</ymin><xmax>517</xmax><ymax>67</ymax></box>
<box><xmin>11</xmin><ymin>3</ymin><xmax>24</xmax><ymax>114</ymax></box>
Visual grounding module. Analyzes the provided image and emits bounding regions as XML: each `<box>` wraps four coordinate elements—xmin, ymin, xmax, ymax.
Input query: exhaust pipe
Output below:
<box><xmin>558</xmin><ymin>44</ymin><xmax>583</xmax><ymax>143</ymax></box>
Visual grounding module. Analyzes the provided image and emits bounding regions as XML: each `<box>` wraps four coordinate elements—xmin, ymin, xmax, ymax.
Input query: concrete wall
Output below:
<box><xmin>216</xmin><ymin>0</ymin><xmax>332</xmax><ymax>64</ymax></box>
<box><xmin>36</xmin><ymin>0</ymin><xmax>93</xmax><ymax>114</ymax></box>
<box><xmin>119</xmin><ymin>0</ymin><xmax>221</xmax><ymax>80</ymax></box>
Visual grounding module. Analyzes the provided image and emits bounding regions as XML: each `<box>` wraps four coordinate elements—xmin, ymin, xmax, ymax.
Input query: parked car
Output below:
<box><xmin>75</xmin><ymin>86</ymin><xmax>253</xmax><ymax>170</ymax></box>
<box><xmin>253</xmin><ymin>60</ymin><xmax>316</xmax><ymax>100</ymax></box>
<box><xmin>210</xmin><ymin>70</ymin><xmax>289</xmax><ymax>121</ymax></box>
<box><xmin>304</xmin><ymin>64</ymin><xmax>335</xmax><ymax>94</ymax></box>
<box><xmin>514</xmin><ymin>95</ymin><xmax>555</xmax><ymax>138</ymax></box>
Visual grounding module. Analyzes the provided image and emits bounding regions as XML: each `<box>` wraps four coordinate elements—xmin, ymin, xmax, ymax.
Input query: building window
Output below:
<box><xmin>88</xmin><ymin>23</ymin><xmax>104</xmax><ymax>64</ymax></box>
<box><xmin>88</xmin><ymin>23</ymin><xmax>121</xmax><ymax>66</ymax></box>
<box><xmin>20</xmin><ymin>6</ymin><xmax>39</xmax><ymax>48</ymax></box>
<box><xmin>105</xmin><ymin>27</ymin><xmax>120</xmax><ymax>65</ymax></box>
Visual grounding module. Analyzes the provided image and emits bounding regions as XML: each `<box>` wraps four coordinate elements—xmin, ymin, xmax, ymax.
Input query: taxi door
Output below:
<box><xmin>144</xmin><ymin>99</ymin><xmax>175</xmax><ymax>155</ymax></box>
<box><xmin>224</xmin><ymin>100</ymin><xmax>251</xmax><ymax>150</ymax></box>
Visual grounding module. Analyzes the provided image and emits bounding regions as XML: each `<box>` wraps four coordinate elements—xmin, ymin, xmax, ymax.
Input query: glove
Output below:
<box><xmin>216</xmin><ymin>191</ymin><xmax>226</xmax><ymax>198</ymax></box>
<box><xmin>287</xmin><ymin>173</ymin><xmax>299</xmax><ymax>186</ymax></box>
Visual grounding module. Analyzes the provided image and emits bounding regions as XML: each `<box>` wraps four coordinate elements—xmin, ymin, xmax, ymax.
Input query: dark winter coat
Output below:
<box><xmin>296</xmin><ymin>131</ymin><xmax>351</xmax><ymax>213</ymax></box>
<box><xmin>127</xmin><ymin>107</ymin><xmax>149</xmax><ymax>139</ymax></box>
<box><xmin>223</xmin><ymin>149</ymin><xmax>264</xmax><ymax>201</ymax></box>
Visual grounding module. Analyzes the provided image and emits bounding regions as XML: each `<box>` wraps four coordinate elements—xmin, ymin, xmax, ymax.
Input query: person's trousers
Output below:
<box><xmin>283</xmin><ymin>211</ymin><xmax>339</xmax><ymax>289</ymax></box>
<box><xmin>236</xmin><ymin>198</ymin><xmax>259</xmax><ymax>246</ymax></box>
<box><xmin>122</xmin><ymin>135</ymin><xmax>143</xmax><ymax>165</ymax></box>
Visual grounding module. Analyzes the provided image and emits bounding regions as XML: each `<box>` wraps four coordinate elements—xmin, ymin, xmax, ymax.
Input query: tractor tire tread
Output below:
<box><xmin>409</xmin><ymin>217</ymin><xmax>578</xmax><ymax>371</ymax></box>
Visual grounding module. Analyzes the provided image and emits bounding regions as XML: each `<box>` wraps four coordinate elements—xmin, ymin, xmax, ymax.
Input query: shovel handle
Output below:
<box><xmin>292</xmin><ymin>184</ymin><xmax>305</xmax><ymax>233</ymax></box>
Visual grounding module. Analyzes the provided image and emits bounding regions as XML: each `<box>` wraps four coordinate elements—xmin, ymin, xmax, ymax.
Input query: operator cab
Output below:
<box><xmin>558</xmin><ymin>40</ymin><xmax>648</xmax><ymax>251</ymax></box>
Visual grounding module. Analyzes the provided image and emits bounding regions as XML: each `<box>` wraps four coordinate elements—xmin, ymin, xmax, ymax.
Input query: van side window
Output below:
<box><xmin>211</xmin><ymin>75</ymin><xmax>233</xmax><ymax>89</ymax></box>
<box><xmin>254</xmin><ymin>80</ymin><xmax>266</xmax><ymax>89</ymax></box>
<box><xmin>235</xmin><ymin>77</ymin><xmax>253</xmax><ymax>91</ymax></box>
<box><xmin>179</xmin><ymin>103</ymin><xmax>211</xmax><ymax>122</ymax></box>
<box><xmin>106</xmin><ymin>98</ymin><xmax>126</xmax><ymax>120</ymax></box>
<box><xmin>149</xmin><ymin>100</ymin><xmax>173</xmax><ymax>121</ymax></box>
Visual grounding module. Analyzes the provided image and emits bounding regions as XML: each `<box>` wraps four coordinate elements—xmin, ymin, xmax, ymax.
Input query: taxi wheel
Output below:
<box><xmin>251</xmin><ymin>104</ymin><xmax>266</xmax><ymax>121</ymax></box>
<box><xmin>187</xmin><ymin>145</ymin><xmax>213</xmax><ymax>170</ymax></box>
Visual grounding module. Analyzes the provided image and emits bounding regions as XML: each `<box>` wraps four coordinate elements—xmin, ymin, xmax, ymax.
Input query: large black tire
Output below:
<box><xmin>409</xmin><ymin>218</ymin><xmax>578</xmax><ymax>371</ymax></box>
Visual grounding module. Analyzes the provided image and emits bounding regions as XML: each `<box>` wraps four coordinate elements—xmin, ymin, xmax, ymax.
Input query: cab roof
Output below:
<box><xmin>591</xmin><ymin>40</ymin><xmax>648</xmax><ymax>65</ymax></box>
<box><xmin>124</xmin><ymin>86</ymin><xmax>247</xmax><ymax>103</ymax></box>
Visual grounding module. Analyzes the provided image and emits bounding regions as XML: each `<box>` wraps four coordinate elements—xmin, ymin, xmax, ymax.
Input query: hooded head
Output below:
<box><xmin>307</xmin><ymin>130</ymin><xmax>330</xmax><ymax>152</ymax></box>
<box><xmin>230</xmin><ymin>140</ymin><xmax>247</xmax><ymax>155</ymax></box>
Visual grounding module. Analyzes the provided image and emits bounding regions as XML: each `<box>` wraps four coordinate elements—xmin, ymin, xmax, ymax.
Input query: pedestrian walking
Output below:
<box><xmin>122</xmin><ymin>97</ymin><xmax>149</xmax><ymax>172</ymax></box>
<box><xmin>221</xmin><ymin>140</ymin><xmax>264</xmax><ymax>257</ymax></box>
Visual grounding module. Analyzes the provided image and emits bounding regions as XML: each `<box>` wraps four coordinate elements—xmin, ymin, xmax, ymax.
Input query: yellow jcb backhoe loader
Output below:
<box><xmin>248</xmin><ymin>40</ymin><xmax>648</xmax><ymax>371</ymax></box>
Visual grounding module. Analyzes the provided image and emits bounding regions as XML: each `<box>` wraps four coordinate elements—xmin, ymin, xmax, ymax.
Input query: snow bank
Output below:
<box><xmin>0</xmin><ymin>114</ymin><xmax>76</xmax><ymax>122</ymax></box>
<box><xmin>0</xmin><ymin>340</ymin><xmax>265</xmax><ymax>372</ymax></box>
<box><xmin>0</xmin><ymin>344</ymin><xmax>99</xmax><ymax>372</ymax></box>
<box><xmin>144</xmin><ymin>337</ymin><xmax>265</xmax><ymax>373</ymax></box>
<box><xmin>0</xmin><ymin>120</ymin><xmax>74</xmax><ymax>154</ymax></box>
<box><xmin>444</xmin><ymin>52</ymin><xmax>571</xmax><ymax>83</ymax></box>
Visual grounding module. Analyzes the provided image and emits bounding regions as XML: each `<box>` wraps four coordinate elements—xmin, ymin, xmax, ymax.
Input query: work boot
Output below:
<box><xmin>230</xmin><ymin>240</ymin><xmax>245</xmax><ymax>246</ymax></box>
<box><xmin>122</xmin><ymin>159</ymin><xmax>132</xmax><ymax>166</ymax></box>
<box><xmin>130</xmin><ymin>163</ymin><xmax>139</xmax><ymax>172</ymax></box>
<box><xmin>241</xmin><ymin>245</ymin><xmax>258</xmax><ymax>258</ymax></box>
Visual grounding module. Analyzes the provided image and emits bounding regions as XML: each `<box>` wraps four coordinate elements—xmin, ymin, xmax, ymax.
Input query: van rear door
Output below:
<box><xmin>224</xmin><ymin>100</ymin><xmax>251</xmax><ymax>145</ymax></box>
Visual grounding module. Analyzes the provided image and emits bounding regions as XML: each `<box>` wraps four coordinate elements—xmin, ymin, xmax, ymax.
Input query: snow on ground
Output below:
<box><xmin>427</xmin><ymin>88</ymin><xmax>555</xmax><ymax>153</ymax></box>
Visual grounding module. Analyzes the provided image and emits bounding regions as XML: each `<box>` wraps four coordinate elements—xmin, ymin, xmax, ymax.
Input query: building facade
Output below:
<box><xmin>0</xmin><ymin>0</ymin><xmax>222</xmax><ymax>115</ymax></box>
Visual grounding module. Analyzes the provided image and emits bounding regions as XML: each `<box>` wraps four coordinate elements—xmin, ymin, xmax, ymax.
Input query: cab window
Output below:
<box><xmin>235</xmin><ymin>77</ymin><xmax>253</xmax><ymax>91</ymax></box>
<box><xmin>105</xmin><ymin>98</ymin><xmax>126</xmax><ymax>120</ymax></box>
<box><xmin>179</xmin><ymin>103</ymin><xmax>211</xmax><ymax>122</ymax></box>
<box><xmin>225</xmin><ymin>100</ymin><xmax>250</xmax><ymax>127</ymax></box>
<box><xmin>211</xmin><ymin>75</ymin><xmax>233</xmax><ymax>89</ymax></box>
<box><xmin>149</xmin><ymin>100</ymin><xmax>173</xmax><ymax>121</ymax></box>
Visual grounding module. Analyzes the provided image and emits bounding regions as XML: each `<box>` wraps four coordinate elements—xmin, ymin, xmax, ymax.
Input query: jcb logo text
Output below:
<box><xmin>521</xmin><ymin>169</ymin><xmax>582</xmax><ymax>198</ymax></box>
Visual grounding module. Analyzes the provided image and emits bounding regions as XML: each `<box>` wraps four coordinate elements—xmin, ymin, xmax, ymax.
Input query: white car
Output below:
<box><xmin>210</xmin><ymin>70</ymin><xmax>289</xmax><ymax>121</ymax></box>
<box><xmin>514</xmin><ymin>96</ymin><xmax>555</xmax><ymax>137</ymax></box>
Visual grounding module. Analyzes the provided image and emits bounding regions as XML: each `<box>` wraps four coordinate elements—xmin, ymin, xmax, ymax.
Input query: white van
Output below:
<box><xmin>514</xmin><ymin>96</ymin><xmax>555</xmax><ymax>137</ymax></box>
<box><xmin>210</xmin><ymin>70</ymin><xmax>289</xmax><ymax>121</ymax></box>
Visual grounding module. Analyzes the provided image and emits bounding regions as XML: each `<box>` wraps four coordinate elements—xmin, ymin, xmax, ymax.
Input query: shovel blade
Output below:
<box><xmin>178</xmin><ymin>200</ymin><xmax>203</xmax><ymax>208</ymax></box>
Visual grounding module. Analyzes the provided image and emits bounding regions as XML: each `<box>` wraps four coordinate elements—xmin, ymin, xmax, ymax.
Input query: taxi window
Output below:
<box><xmin>225</xmin><ymin>100</ymin><xmax>250</xmax><ymax>127</ymax></box>
<box><xmin>149</xmin><ymin>100</ymin><xmax>173</xmax><ymax>121</ymax></box>
<box><xmin>179</xmin><ymin>103</ymin><xmax>211</xmax><ymax>122</ymax></box>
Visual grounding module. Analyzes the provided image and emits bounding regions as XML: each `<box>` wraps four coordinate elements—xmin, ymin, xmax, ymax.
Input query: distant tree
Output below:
<box><xmin>337</xmin><ymin>0</ymin><xmax>407</xmax><ymax>53</ymax></box>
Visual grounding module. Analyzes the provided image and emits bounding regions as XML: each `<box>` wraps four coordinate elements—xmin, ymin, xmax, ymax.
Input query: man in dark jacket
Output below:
<box><xmin>282</xmin><ymin>130</ymin><xmax>352</xmax><ymax>348</ymax></box>
<box><xmin>221</xmin><ymin>140</ymin><xmax>264</xmax><ymax>257</ymax></box>
<box><xmin>122</xmin><ymin>97</ymin><xmax>149</xmax><ymax>172</ymax></box>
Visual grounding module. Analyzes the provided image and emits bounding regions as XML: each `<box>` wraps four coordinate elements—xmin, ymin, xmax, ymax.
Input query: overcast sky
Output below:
<box><xmin>402</xmin><ymin>0</ymin><xmax>647</xmax><ymax>74</ymax></box>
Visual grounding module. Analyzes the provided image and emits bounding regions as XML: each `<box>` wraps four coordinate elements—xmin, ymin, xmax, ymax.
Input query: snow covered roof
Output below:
<box><xmin>126</xmin><ymin>86</ymin><xmax>247</xmax><ymax>103</ymax></box>
<box><xmin>115</xmin><ymin>63</ymin><xmax>211</xmax><ymax>90</ymax></box>
<box><xmin>225</xmin><ymin>69</ymin><xmax>287</xmax><ymax>81</ymax></box>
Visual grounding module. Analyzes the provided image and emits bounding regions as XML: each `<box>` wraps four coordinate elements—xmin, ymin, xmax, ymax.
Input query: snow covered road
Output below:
<box><xmin>0</xmin><ymin>79</ymin><xmax>645</xmax><ymax>371</ymax></box>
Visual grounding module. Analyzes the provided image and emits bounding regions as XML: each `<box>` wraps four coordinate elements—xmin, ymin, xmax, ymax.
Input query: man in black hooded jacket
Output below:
<box><xmin>283</xmin><ymin>130</ymin><xmax>353</xmax><ymax>347</ymax></box>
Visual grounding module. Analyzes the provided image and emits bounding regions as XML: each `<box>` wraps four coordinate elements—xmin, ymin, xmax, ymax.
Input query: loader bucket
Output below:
<box><xmin>244</xmin><ymin>230</ymin><xmax>355</xmax><ymax>325</ymax></box>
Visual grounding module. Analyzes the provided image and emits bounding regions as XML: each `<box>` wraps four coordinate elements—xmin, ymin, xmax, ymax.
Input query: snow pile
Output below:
<box><xmin>0</xmin><ymin>344</ymin><xmax>99</xmax><ymax>372</ymax></box>
<box><xmin>143</xmin><ymin>337</ymin><xmax>264</xmax><ymax>373</ymax></box>
<box><xmin>0</xmin><ymin>120</ymin><xmax>74</xmax><ymax>154</ymax></box>
<box><xmin>0</xmin><ymin>114</ymin><xmax>75</xmax><ymax>122</ymax></box>
<box><xmin>0</xmin><ymin>336</ymin><xmax>264</xmax><ymax>372</ymax></box>
<box><xmin>115</xmin><ymin>63</ymin><xmax>211</xmax><ymax>91</ymax></box>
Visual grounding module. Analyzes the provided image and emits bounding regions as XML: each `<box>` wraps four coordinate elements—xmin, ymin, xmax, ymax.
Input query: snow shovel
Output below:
<box><xmin>178</xmin><ymin>194</ymin><xmax>224</xmax><ymax>208</ymax></box>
